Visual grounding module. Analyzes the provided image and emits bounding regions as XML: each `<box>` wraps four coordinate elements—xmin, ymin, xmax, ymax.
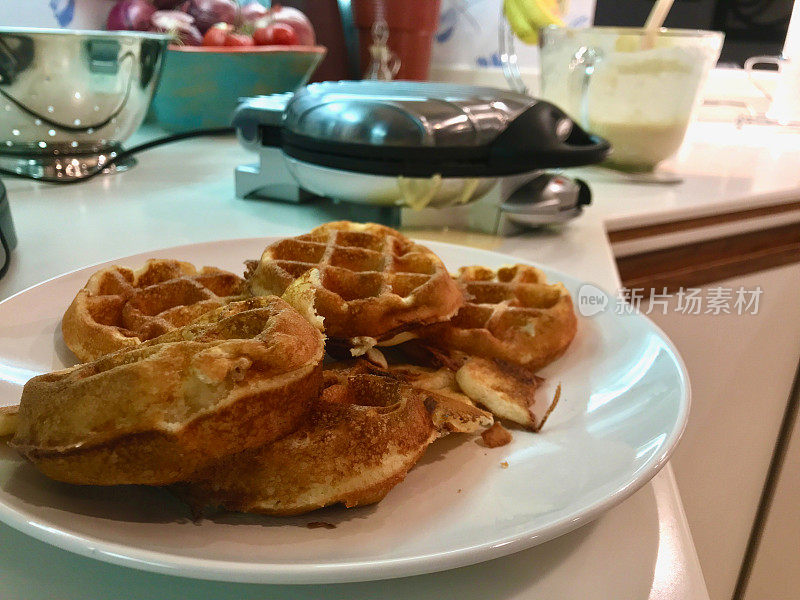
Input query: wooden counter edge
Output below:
<box><xmin>615</xmin><ymin>221</ymin><xmax>800</xmax><ymax>295</ymax></box>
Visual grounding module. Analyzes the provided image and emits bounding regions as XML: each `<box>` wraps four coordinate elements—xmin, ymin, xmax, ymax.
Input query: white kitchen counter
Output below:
<box><xmin>0</xmin><ymin>117</ymin><xmax>798</xmax><ymax>599</ymax></box>
<box><xmin>581</xmin><ymin>121</ymin><xmax>800</xmax><ymax>229</ymax></box>
<box><xmin>578</xmin><ymin>120</ymin><xmax>800</xmax><ymax>258</ymax></box>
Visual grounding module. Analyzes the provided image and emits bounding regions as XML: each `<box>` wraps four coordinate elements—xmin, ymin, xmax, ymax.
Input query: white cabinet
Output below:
<box><xmin>742</xmin><ymin>385</ymin><xmax>800</xmax><ymax>600</ymax></box>
<box><xmin>642</xmin><ymin>263</ymin><xmax>800</xmax><ymax>600</ymax></box>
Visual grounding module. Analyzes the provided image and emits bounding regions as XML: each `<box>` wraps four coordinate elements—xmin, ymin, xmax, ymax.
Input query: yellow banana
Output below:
<box><xmin>504</xmin><ymin>0</ymin><xmax>539</xmax><ymax>45</ymax></box>
<box><xmin>504</xmin><ymin>0</ymin><xmax>566</xmax><ymax>45</ymax></box>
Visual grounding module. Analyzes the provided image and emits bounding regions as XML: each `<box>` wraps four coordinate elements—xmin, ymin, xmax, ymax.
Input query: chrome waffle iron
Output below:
<box><xmin>233</xmin><ymin>81</ymin><xmax>609</xmax><ymax>234</ymax></box>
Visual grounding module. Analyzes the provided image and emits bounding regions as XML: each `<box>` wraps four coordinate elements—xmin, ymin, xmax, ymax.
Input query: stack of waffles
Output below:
<box><xmin>2</xmin><ymin>221</ymin><xmax>577</xmax><ymax>517</ymax></box>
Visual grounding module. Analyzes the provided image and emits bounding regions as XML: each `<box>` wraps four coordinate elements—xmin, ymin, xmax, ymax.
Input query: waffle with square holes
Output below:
<box><xmin>62</xmin><ymin>259</ymin><xmax>246</xmax><ymax>362</ymax></box>
<box><xmin>245</xmin><ymin>222</ymin><xmax>464</xmax><ymax>343</ymax></box>
<box><xmin>175</xmin><ymin>370</ymin><xmax>492</xmax><ymax>516</ymax></box>
<box><xmin>14</xmin><ymin>297</ymin><xmax>325</xmax><ymax>486</ymax></box>
<box><xmin>417</xmin><ymin>264</ymin><xmax>577</xmax><ymax>373</ymax></box>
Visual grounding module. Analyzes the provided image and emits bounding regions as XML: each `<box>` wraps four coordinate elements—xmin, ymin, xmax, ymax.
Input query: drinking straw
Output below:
<box><xmin>642</xmin><ymin>0</ymin><xmax>675</xmax><ymax>49</ymax></box>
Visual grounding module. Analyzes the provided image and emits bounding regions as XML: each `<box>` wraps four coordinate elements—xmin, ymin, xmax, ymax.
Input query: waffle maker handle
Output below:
<box><xmin>487</xmin><ymin>100</ymin><xmax>610</xmax><ymax>169</ymax></box>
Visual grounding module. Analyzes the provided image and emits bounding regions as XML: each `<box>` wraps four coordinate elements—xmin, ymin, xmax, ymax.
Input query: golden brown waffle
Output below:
<box><xmin>456</xmin><ymin>357</ymin><xmax>545</xmax><ymax>430</ymax></box>
<box><xmin>13</xmin><ymin>297</ymin><xmax>324</xmax><ymax>486</ymax></box>
<box><xmin>176</xmin><ymin>372</ymin><xmax>492</xmax><ymax>516</ymax></box>
<box><xmin>0</xmin><ymin>405</ymin><xmax>18</xmax><ymax>438</ymax></box>
<box><xmin>62</xmin><ymin>259</ymin><xmax>246</xmax><ymax>362</ymax></box>
<box><xmin>245</xmin><ymin>222</ymin><xmax>463</xmax><ymax>343</ymax></box>
<box><xmin>333</xmin><ymin>355</ymin><xmax>549</xmax><ymax>432</ymax></box>
<box><xmin>334</xmin><ymin>358</ymin><xmax>479</xmax><ymax>408</ymax></box>
<box><xmin>417</xmin><ymin>264</ymin><xmax>577</xmax><ymax>372</ymax></box>
<box><xmin>380</xmin><ymin>364</ymin><xmax>476</xmax><ymax>407</ymax></box>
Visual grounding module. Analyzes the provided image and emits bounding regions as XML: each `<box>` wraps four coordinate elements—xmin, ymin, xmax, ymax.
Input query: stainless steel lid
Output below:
<box><xmin>233</xmin><ymin>81</ymin><xmax>610</xmax><ymax>177</ymax></box>
<box><xmin>282</xmin><ymin>81</ymin><xmax>537</xmax><ymax>148</ymax></box>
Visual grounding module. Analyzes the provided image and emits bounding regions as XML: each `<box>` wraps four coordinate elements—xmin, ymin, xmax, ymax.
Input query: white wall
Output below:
<box><xmin>0</xmin><ymin>0</ymin><xmax>112</xmax><ymax>30</ymax></box>
<box><xmin>431</xmin><ymin>0</ymin><xmax>597</xmax><ymax>76</ymax></box>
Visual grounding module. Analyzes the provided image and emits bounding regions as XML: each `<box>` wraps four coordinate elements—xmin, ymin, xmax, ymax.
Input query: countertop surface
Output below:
<box><xmin>582</xmin><ymin>121</ymin><xmax>800</xmax><ymax>231</ymax></box>
<box><xmin>0</xmin><ymin>117</ymin><xmax>798</xmax><ymax>599</ymax></box>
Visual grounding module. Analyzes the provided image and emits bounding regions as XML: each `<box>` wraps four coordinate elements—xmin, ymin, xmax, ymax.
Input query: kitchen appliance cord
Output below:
<box><xmin>0</xmin><ymin>127</ymin><xmax>235</xmax><ymax>184</ymax></box>
<box><xmin>0</xmin><ymin>229</ymin><xmax>10</xmax><ymax>280</ymax></box>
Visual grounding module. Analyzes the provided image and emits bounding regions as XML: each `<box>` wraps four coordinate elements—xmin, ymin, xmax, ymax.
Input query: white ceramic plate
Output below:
<box><xmin>0</xmin><ymin>238</ymin><xmax>689</xmax><ymax>584</ymax></box>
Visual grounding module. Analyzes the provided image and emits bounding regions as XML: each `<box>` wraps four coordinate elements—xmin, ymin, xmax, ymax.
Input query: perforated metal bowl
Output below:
<box><xmin>0</xmin><ymin>27</ymin><xmax>169</xmax><ymax>180</ymax></box>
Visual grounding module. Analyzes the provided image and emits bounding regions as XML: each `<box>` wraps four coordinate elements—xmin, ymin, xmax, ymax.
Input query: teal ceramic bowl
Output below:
<box><xmin>149</xmin><ymin>44</ymin><xmax>325</xmax><ymax>131</ymax></box>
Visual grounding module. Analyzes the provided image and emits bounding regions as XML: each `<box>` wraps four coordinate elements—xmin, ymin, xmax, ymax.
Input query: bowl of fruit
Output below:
<box><xmin>107</xmin><ymin>0</ymin><xmax>325</xmax><ymax>131</ymax></box>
